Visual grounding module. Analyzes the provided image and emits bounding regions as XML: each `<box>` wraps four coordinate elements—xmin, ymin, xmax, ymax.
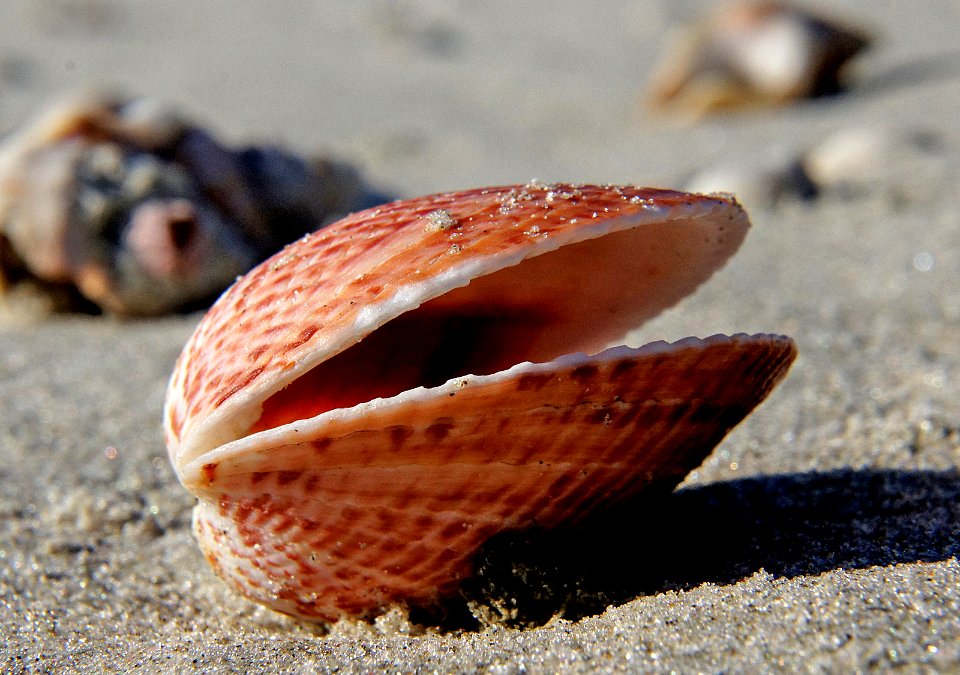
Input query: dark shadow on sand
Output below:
<box><xmin>855</xmin><ymin>50</ymin><xmax>960</xmax><ymax>99</ymax></box>
<box><xmin>453</xmin><ymin>467</ymin><xmax>960</xmax><ymax>627</ymax></box>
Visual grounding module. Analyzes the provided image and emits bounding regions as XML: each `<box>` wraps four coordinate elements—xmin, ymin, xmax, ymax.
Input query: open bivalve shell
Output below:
<box><xmin>164</xmin><ymin>182</ymin><xmax>796</xmax><ymax>622</ymax></box>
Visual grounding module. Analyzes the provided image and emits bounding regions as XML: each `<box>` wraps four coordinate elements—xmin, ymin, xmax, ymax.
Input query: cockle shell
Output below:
<box><xmin>164</xmin><ymin>182</ymin><xmax>796</xmax><ymax>622</ymax></box>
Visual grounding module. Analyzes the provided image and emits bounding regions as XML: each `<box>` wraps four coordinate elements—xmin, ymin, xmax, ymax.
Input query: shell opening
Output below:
<box><xmin>251</xmin><ymin>214</ymin><xmax>741</xmax><ymax>434</ymax></box>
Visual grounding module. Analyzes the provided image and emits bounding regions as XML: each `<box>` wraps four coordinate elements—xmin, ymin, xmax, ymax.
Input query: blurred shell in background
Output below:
<box><xmin>646</xmin><ymin>1</ymin><xmax>871</xmax><ymax>118</ymax></box>
<box><xmin>682</xmin><ymin>126</ymin><xmax>947</xmax><ymax>210</ymax></box>
<box><xmin>0</xmin><ymin>93</ymin><xmax>371</xmax><ymax>316</ymax></box>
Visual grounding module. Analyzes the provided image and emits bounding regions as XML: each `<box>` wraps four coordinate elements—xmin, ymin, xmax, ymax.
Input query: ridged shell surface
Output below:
<box><xmin>165</xmin><ymin>183</ymin><xmax>796</xmax><ymax>621</ymax></box>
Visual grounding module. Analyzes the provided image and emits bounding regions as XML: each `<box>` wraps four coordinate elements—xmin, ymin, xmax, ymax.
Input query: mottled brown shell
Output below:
<box><xmin>647</xmin><ymin>1</ymin><xmax>870</xmax><ymax>117</ymax></box>
<box><xmin>165</xmin><ymin>183</ymin><xmax>795</xmax><ymax>621</ymax></box>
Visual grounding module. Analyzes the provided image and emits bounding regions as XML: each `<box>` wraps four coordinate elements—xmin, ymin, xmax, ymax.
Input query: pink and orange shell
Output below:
<box><xmin>164</xmin><ymin>182</ymin><xmax>796</xmax><ymax>621</ymax></box>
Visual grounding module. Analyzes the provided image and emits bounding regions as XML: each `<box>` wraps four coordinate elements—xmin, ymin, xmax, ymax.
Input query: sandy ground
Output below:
<box><xmin>2</xmin><ymin>1</ymin><xmax>960</xmax><ymax>672</ymax></box>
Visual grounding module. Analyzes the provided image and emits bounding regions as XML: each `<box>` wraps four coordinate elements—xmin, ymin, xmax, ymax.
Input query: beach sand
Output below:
<box><xmin>2</xmin><ymin>1</ymin><xmax>959</xmax><ymax>671</ymax></box>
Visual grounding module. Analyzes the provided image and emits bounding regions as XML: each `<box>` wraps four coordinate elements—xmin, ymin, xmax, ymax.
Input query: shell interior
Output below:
<box><xmin>176</xmin><ymin>188</ymin><xmax>748</xmax><ymax>475</ymax></box>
